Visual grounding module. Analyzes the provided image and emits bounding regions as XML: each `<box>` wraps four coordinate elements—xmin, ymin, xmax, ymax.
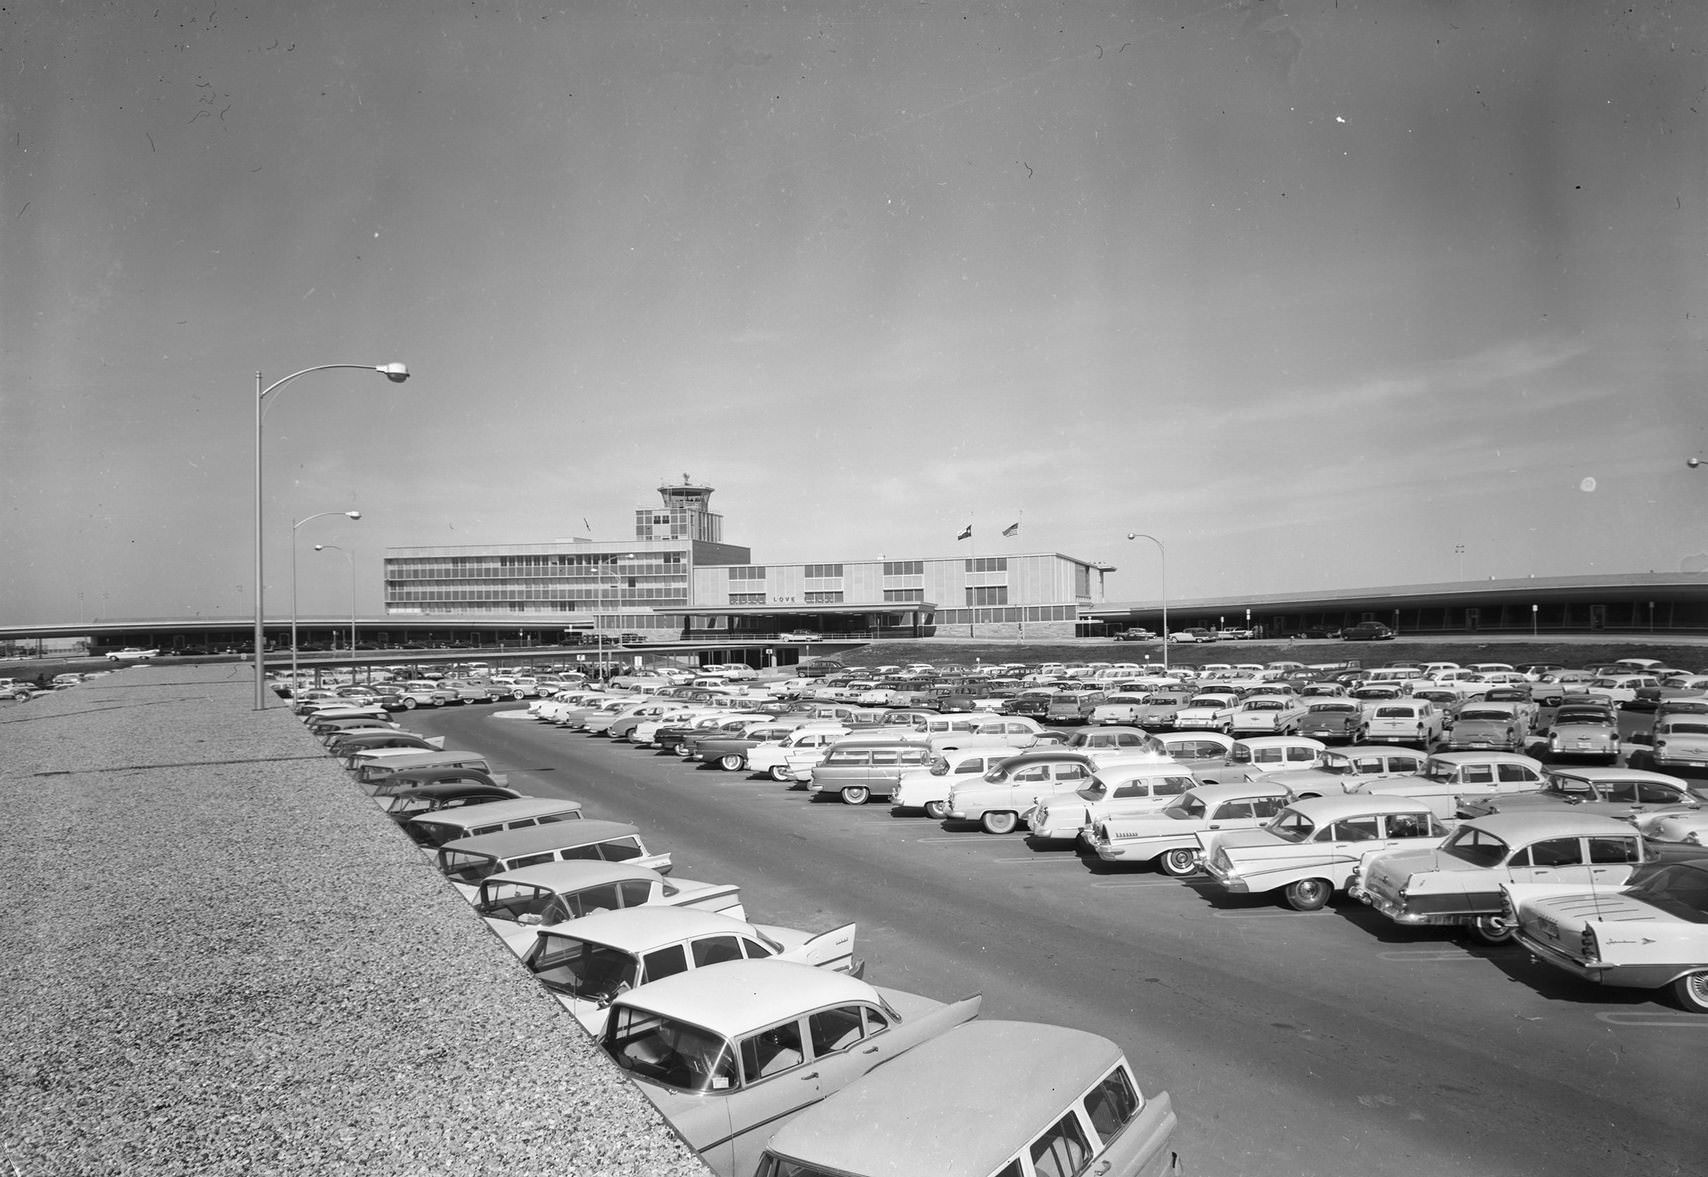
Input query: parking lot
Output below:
<box><xmin>401</xmin><ymin>691</ymin><xmax>1704</xmax><ymax>1177</ymax></box>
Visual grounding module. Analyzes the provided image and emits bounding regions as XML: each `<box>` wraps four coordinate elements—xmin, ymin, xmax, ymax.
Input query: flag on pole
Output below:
<box><xmin>956</xmin><ymin>524</ymin><xmax>973</xmax><ymax>541</ymax></box>
<box><xmin>1001</xmin><ymin>521</ymin><xmax>1020</xmax><ymax>537</ymax></box>
<box><xmin>583</xmin><ymin>517</ymin><xmax>592</xmax><ymax>534</ymax></box>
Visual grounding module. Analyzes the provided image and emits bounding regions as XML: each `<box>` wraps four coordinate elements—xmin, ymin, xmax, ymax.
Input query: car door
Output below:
<box><xmin>726</xmin><ymin>1016</ymin><xmax>822</xmax><ymax>1177</ymax></box>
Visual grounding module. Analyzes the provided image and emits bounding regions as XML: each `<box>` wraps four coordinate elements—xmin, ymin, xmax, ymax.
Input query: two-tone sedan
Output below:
<box><xmin>1507</xmin><ymin>857</ymin><xmax>1708</xmax><ymax>1012</ymax></box>
<box><xmin>1297</xmin><ymin>699</ymin><xmax>1367</xmax><ymax>744</ymax></box>
<box><xmin>1350</xmin><ymin>811</ymin><xmax>1647</xmax><ymax>944</ymax></box>
<box><xmin>1457</xmin><ymin>767</ymin><xmax>1708</xmax><ymax>821</ymax></box>
<box><xmin>1439</xmin><ymin>701</ymin><xmax>1533</xmax><ymax>754</ymax></box>
<box><xmin>1199</xmin><ymin>794</ymin><xmax>1450</xmax><ymax>911</ymax></box>
<box><xmin>601</xmin><ymin>960</ymin><xmax>981</xmax><ymax>1177</ymax></box>
<box><xmin>1087</xmin><ymin>782</ymin><xmax>1292</xmax><ymax>875</ymax></box>
<box><xmin>1226</xmin><ymin>694</ymin><xmax>1309</xmax><ymax>739</ymax></box>
<box><xmin>1024</xmin><ymin>763</ymin><xmax>1198</xmax><ymax>843</ymax></box>
<box><xmin>524</xmin><ymin>907</ymin><xmax>860</xmax><ymax>1032</ymax></box>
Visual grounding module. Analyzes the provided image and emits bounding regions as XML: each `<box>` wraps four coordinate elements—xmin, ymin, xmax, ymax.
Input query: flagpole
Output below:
<box><xmin>969</xmin><ymin>518</ymin><xmax>976</xmax><ymax>638</ymax></box>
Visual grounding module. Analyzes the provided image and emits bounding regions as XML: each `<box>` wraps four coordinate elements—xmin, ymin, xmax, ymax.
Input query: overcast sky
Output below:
<box><xmin>3</xmin><ymin>1</ymin><xmax>1703</xmax><ymax>625</ymax></box>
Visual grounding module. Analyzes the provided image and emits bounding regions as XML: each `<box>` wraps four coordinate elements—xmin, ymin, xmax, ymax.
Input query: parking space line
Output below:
<box><xmin>1090</xmin><ymin>879</ymin><xmax>1193</xmax><ymax>889</ymax></box>
<box><xmin>992</xmin><ymin>856</ymin><xmax>1093</xmax><ymax>864</ymax></box>
<box><xmin>1595</xmin><ymin>1011</ymin><xmax>1708</xmax><ymax>1029</ymax></box>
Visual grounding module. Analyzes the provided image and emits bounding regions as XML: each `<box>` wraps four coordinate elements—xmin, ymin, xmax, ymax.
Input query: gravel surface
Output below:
<box><xmin>0</xmin><ymin>664</ymin><xmax>707</xmax><ymax>1177</ymax></box>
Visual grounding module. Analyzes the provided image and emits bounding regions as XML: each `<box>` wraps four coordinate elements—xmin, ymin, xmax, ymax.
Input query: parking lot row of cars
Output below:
<box><xmin>296</xmin><ymin>685</ymin><xmax>1185</xmax><ymax>1177</ymax></box>
<box><xmin>517</xmin><ymin>659</ymin><xmax>1708</xmax><ymax>1021</ymax></box>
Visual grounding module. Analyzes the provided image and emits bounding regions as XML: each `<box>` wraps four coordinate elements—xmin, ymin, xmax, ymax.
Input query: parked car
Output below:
<box><xmin>946</xmin><ymin>750</ymin><xmax>1160</xmax><ymax>835</ymax></box>
<box><xmin>1297</xmin><ymin>699</ymin><xmax>1367</xmax><ymax>744</ymax></box>
<box><xmin>1641</xmin><ymin>715</ymin><xmax>1708</xmax><ymax>772</ymax></box>
<box><xmin>1456</xmin><ymin>767</ymin><xmax>1707</xmax><ymax>821</ymax></box>
<box><xmin>1200</xmin><ymin>794</ymin><xmax>1450</xmax><ymax>910</ymax></box>
<box><xmin>381</xmin><ymin>781</ymin><xmax>524</xmax><ymax>825</ymax></box>
<box><xmin>1171</xmin><ymin>692</ymin><xmax>1240</xmax><ymax>733</ymax></box>
<box><xmin>1507</xmin><ymin>857</ymin><xmax>1708</xmax><ymax>1011</ymax></box>
<box><xmin>475</xmin><ymin>860</ymin><xmax>744</xmax><ymax>956</ymax></box>
<box><xmin>1536</xmin><ymin>704</ymin><xmax>1621</xmax><ymax>764</ymax></box>
<box><xmin>1363</xmin><ymin>700</ymin><xmax>1445</xmax><ymax>748</ymax></box>
<box><xmin>804</xmin><ymin>742</ymin><xmax>935</xmax><ymax>806</ymax></box>
<box><xmin>1025</xmin><ymin>763</ymin><xmax>1199</xmax><ymax>842</ymax></box>
<box><xmin>1439</xmin><ymin>701</ymin><xmax>1533</xmax><ymax>753</ymax></box>
<box><xmin>435</xmin><ymin>819</ymin><xmax>671</xmax><ymax>900</ymax></box>
<box><xmin>1261</xmin><ymin>746</ymin><xmax>1429</xmax><ymax>800</ymax></box>
<box><xmin>601</xmin><ymin>960</ymin><xmax>981</xmax><ymax>1177</ymax></box>
<box><xmin>1196</xmin><ymin>736</ymin><xmax>1326</xmax><ymax>785</ymax></box>
<box><xmin>404</xmin><ymin>795</ymin><xmax>586</xmax><ymax>848</ymax></box>
<box><xmin>753</xmin><ymin>1020</ymin><xmax>1182</xmax><ymax>1177</ymax></box>
<box><xmin>1227</xmin><ymin>695</ymin><xmax>1309</xmax><ymax>738</ymax></box>
<box><xmin>891</xmin><ymin>747</ymin><xmax>1030</xmax><ymax>820</ymax></box>
<box><xmin>522</xmin><ymin>907</ymin><xmax>860</xmax><ymax>1032</ymax></box>
<box><xmin>1341</xmin><ymin>621</ymin><xmax>1395</xmax><ymax>641</ymax></box>
<box><xmin>1086</xmin><ymin>781</ymin><xmax>1292</xmax><ymax>875</ymax></box>
<box><xmin>1148</xmin><ymin>731</ymin><xmax>1238</xmax><ymax>769</ymax></box>
<box><xmin>1061</xmin><ymin>726</ymin><xmax>1160</xmax><ymax>754</ymax></box>
<box><xmin>1350</xmin><ymin>811</ymin><xmax>1649</xmax><ymax>944</ymax></box>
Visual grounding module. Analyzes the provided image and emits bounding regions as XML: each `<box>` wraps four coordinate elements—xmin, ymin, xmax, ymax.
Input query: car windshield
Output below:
<box><xmin>1267</xmin><ymin>809</ymin><xmax>1316</xmax><ymax>843</ymax></box>
<box><xmin>1165</xmin><ymin>795</ymin><xmax>1208</xmax><ymax>820</ymax></box>
<box><xmin>1245</xmin><ymin>701</ymin><xmax>1283</xmax><ymax>711</ymax></box>
<box><xmin>1310</xmin><ymin>703</ymin><xmax>1357</xmax><ymax>714</ymax></box>
<box><xmin>1373</xmin><ymin>707</ymin><xmax>1415</xmax><ymax>718</ymax></box>
<box><xmin>1457</xmin><ymin>709</ymin><xmax>1507</xmax><ymax>722</ymax></box>
<box><xmin>525</xmin><ymin>934</ymin><xmax>641</xmax><ymax>1001</ymax></box>
<box><xmin>1440</xmin><ymin>826</ymin><xmax>1511</xmax><ymax>867</ymax></box>
<box><xmin>1317</xmin><ymin>755</ymin><xmax>1356</xmax><ymax>776</ymax></box>
<box><xmin>437</xmin><ymin>849</ymin><xmax>504</xmax><ymax>884</ymax></box>
<box><xmin>604</xmin><ymin>1007</ymin><xmax>740</xmax><ymax>1093</ymax></box>
<box><xmin>1664</xmin><ymin>722</ymin><xmax>1708</xmax><ymax>736</ymax></box>
<box><xmin>1622</xmin><ymin>863</ymin><xmax>1708</xmax><ymax>922</ymax></box>
<box><xmin>1420</xmin><ymin>759</ymin><xmax>1463</xmax><ymax>783</ymax></box>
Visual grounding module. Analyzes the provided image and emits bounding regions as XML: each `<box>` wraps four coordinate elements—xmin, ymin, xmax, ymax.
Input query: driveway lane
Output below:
<box><xmin>406</xmin><ymin>706</ymin><xmax>1701</xmax><ymax>1177</ymax></box>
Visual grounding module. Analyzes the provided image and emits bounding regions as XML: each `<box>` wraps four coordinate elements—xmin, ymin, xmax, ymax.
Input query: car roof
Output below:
<box><xmin>1425</xmin><ymin>751</ymin><xmax>1545</xmax><ymax>767</ymax></box>
<box><xmin>412</xmin><ymin>796</ymin><xmax>584</xmax><ymax>830</ymax></box>
<box><xmin>1234</xmin><ymin>736</ymin><xmax>1325</xmax><ymax>749</ymax></box>
<box><xmin>438</xmin><ymin>817</ymin><xmax>636</xmax><ymax>856</ymax></box>
<box><xmin>761</xmin><ymin>1021</ymin><xmax>1125</xmax><ymax>1177</ymax></box>
<box><xmin>387</xmin><ymin>782</ymin><xmax>517</xmax><ymax>802</ymax></box>
<box><xmin>1284</xmin><ymin>794</ymin><xmax>1435</xmax><ymax>818</ymax></box>
<box><xmin>1461</xmin><ymin>811</ymin><xmax>1649</xmax><ymax>839</ymax></box>
<box><xmin>479</xmin><ymin>859</ymin><xmax>663</xmax><ymax>891</ymax></box>
<box><xmin>1185</xmin><ymin>781</ymin><xmax>1292</xmax><ymax>803</ymax></box>
<box><xmin>533</xmin><ymin>906</ymin><xmax>751</xmax><ymax>950</ymax></box>
<box><xmin>1544</xmin><ymin>767</ymin><xmax>1691</xmax><ymax>785</ymax></box>
<box><xmin>609</xmin><ymin>959</ymin><xmax>879</xmax><ymax>1036</ymax></box>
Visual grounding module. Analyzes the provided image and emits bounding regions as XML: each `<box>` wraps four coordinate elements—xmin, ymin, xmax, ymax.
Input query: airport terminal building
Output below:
<box><xmin>381</xmin><ymin>481</ymin><xmax>1105</xmax><ymax>640</ymax></box>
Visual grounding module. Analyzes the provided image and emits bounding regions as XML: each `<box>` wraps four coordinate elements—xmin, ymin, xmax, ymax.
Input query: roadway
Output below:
<box><xmin>403</xmin><ymin>706</ymin><xmax>1700</xmax><ymax>1177</ymax></box>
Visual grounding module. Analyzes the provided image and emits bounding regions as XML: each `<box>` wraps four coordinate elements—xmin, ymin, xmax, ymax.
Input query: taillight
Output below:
<box><xmin>1581</xmin><ymin>923</ymin><xmax>1601</xmax><ymax>963</ymax></box>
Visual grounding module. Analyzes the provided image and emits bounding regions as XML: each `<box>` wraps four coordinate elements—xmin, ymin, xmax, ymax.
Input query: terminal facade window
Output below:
<box><xmin>885</xmin><ymin>588</ymin><xmax>925</xmax><ymax>602</ymax></box>
<box><xmin>883</xmin><ymin>560</ymin><xmax>924</xmax><ymax>577</ymax></box>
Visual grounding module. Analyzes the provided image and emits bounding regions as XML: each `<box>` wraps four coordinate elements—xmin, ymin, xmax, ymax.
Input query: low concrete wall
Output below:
<box><xmin>0</xmin><ymin>663</ymin><xmax>707</xmax><ymax>1177</ymax></box>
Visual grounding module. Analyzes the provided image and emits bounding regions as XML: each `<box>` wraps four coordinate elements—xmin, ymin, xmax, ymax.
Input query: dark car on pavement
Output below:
<box><xmin>1342</xmin><ymin>621</ymin><xmax>1396</xmax><ymax>641</ymax></box>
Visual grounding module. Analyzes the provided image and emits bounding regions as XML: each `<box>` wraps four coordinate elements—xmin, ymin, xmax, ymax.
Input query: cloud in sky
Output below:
<box><xmin>2</xmin><ymin>0</ymin><xmax>1703</xmax><ymax>624</ymax></box>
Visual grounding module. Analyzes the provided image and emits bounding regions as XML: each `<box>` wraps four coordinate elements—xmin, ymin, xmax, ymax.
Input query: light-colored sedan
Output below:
<box><xmin>1087</xmin><ymin>782</ymin><xmax>1292</xmax><ymax>875</ymax></box>
<box><xmin>1025</xmin><ymin>763</ymin><xmax>1198</xmax><ymax>842</ymax></box>
<box><xmin>1200</xmin><ymin>794</ymin><xmax>1450</xmax><ymax>911</ymax></box>
<box><xmin>1645</xmin><ymin>715</ymin><xmax>1708</xmax><ymax>772</ymax></box>
<box><xmin>523</xmin><ymin>907</ymin><xmax>859</xmax><ymax>1032</ymax></box>
<box><xmin>601</xmin><ymin>959</ymin><xmax>981</xmax><ymax>1177</ymax></box>
<box><xmin>1227</xmin><ymin>695</ymin><xmax>1309</xmax><ymax>738</ymax></box>
<box><xmin>1507</xmin><ymin>858</ymin><xmax>1708</xmax><ymax>1012</ymax></box>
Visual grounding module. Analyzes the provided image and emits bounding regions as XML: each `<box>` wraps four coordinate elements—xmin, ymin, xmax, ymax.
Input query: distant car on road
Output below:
<box><xmin>1341</xmin><ymin>622</ymin><xmax>1395</xmax><ymax>642</ymax></box>
<box><xmin>106</xmin><ymin>647</ymin><xmax>159</xmax><ymax>662</ymax></box>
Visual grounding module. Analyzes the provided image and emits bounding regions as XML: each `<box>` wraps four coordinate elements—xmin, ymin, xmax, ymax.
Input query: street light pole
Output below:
<box><xmin>292</xmin><ymin>510</ymin><xmax>361</xmax><ymax>692</ymax></box>
<box><xmin>314</xmin><ymin>545</ymin><xmax>358</xmax><ymax>658</ymax></box>
<box><xmin>1125</xmin><ymin>533</ymin><xmax>1168</xmax><ymax>677</ymax></box>
<box><xmin>254</xmin><ymin>362</ymin><xmax>407</xmax><ymax>709</ymax></box>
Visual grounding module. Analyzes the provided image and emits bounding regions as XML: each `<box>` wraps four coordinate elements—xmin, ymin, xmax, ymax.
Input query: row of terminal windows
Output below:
<box><xmin>802</xmin><ymin>564</ymin><xmax>844</xmax><ymax>578</ymax></box>
<box><xmin>937</xmin><ymin>605</ymin><xmax>1076</xmax><ymax>624</ymax></box>
<box><xmin>729</xmin><ymin>566</ymin><xmax>766</xmax><ymax>581</ymax></box>
<box><xmin>390</xmin><ymin>555</ymin><xmax>684</xmax><ymax>579</ymax></box>
<box><xmin>884</xmin><ymin>589</ymin><xmax>924</xmax><ymax>602</ymax></box>
<box><xmin>883</xmin><ymin>560</ymin><xmax>924</xmax><ymax>576</ymax></box>
<box><xmin>967</xmin><ymin>587</ymin><xmax>1009</xmax><ymax>606</ymax></box>
<box><xmin>389</xmin><ymin>587</ymin><xmax>684</xmax><ymax>603</ymax></box>
<box><xmin>965</xmin><ymin>558</ymin><xmax>1007</xmax><ymax>573</ymax></box>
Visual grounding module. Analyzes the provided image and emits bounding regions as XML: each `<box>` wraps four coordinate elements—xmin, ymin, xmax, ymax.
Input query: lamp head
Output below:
<box><xmin>314</xmin><ymin>544</ymin><xmax>325</xmax><ymax>551</ymax></box>
<box><xmin>345</xmin><ymin>511</ymin><xmax>362</xmax><ymax>520</ymax></box>
<box><xmin>378</xmin><ymin>362</ymin><xmax>410</xmax><ymax>384</ymax></box>
<box><xmin>1689</xmin><ymin>457</ymin><xmax>1701</xmax><ymax>469</ymax></box>
<box><xmin>1126</xmin><ymin>532</ymin><xmax>1137</xmax><ymax>540</ymax></box>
